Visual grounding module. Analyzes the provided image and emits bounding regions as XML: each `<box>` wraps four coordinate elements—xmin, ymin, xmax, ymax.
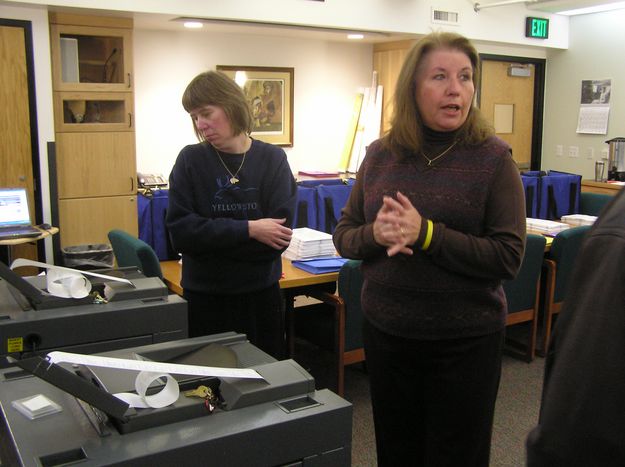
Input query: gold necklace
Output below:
<box><xmin>421</xmin><ymin>141</ymin><xmax>457</xmax><ymax>167</ymax></box>
<box><xmin>214</xmin><ymin>147</ymin><xmax>246</xmax><ymax>184</ymax></box>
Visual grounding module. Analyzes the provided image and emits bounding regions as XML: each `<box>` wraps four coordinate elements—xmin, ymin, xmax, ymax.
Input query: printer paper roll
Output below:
<box><xmin>10</xmin><ymin>258</ymin><xmax>132</xmax><ymax>299</ymax></box>
<box><xmin>46</xmin><ymin>268</ymin><xmax>91</xmax><ymax>298</ymax></box>
<box><xmin>114</xmin><ymin>371</ymin><xmax>180</xmax><ymax>409</ymax></box>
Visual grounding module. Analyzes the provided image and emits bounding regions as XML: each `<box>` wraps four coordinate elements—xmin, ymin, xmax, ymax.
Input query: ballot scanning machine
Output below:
<box><xmin>0</xmin><ymin>332</ymin><xmax>352</xmax><ymax>466</ymax></box>
<box><xmin>0</xmin><ymin>261</ymin><xmax>188</xmax><ymax>368</ymax></box>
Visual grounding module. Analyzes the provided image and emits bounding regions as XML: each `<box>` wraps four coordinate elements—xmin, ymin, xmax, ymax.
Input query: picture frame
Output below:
<box><xmin>217</xmin><ymin>65</ymin><xmax>294</xmax><ymax>147</ymax></box>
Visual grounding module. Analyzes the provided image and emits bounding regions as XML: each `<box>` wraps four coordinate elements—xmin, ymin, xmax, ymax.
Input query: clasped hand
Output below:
<box><xmin>373</xmin><ymin>192</ymin><xmax>422</xmax><ymax>257</ymax></box>
<box><xmin>249</xmin><ymin>218</ymin><xmax>293</xmax><ymax>250</ymax></box>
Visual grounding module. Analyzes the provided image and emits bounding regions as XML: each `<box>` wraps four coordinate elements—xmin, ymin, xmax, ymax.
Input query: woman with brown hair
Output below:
<box><xmin>167</xmin><ymin>70</ymin><xmax>297</xmax><ymax>359</ymax></box>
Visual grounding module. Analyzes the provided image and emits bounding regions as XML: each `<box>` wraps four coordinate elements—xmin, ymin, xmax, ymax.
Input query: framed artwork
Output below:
<box><xmin>217</xmin><ymin>65</ymin><xmax>294</xmax><ymax>147</ymax></box>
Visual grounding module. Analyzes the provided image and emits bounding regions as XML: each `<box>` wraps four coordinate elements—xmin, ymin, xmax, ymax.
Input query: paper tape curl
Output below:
<box><xmin>46</xmin><ymin>268</ymin><xmax>91</xmax><ymax>298</ymax></box>
<box><xmin>10</xmin><ymin>258</ymin><xmax>132</xmax><ymax>299</ymax></box>
<box><xmin>114</xmin><ymin>371</ymin><xmax>180</xmax><ymax>409</ymax></box>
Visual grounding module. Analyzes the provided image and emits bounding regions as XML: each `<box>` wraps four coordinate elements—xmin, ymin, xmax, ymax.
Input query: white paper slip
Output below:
<box><xmin>47</xmin><ymin>351</ymin><xmax>263</xmax><ymax>380</ymax></box>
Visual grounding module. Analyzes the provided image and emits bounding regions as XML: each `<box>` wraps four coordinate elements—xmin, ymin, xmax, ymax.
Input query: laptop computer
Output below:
<box><xmin>0</xmin><ymin>187</ymin><xmax>41</xmax><ymax>240</ymax></box>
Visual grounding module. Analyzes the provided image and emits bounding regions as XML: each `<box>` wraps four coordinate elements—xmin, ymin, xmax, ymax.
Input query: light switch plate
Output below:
<box><xmin>556</xmin><ymin>145</ymin><xmax>563</xmax><ymax>157</ymax></box>
<box><xmin>586</xmin><ymin>147</ymin><xmax>594</xmax><ymax>159</ymax></box>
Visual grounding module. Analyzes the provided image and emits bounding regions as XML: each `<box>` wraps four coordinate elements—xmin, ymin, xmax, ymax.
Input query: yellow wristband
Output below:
<box><xmin>421</xmin><ymin>219</ymin><xmax>433</xmax><ymax>251</ymax></box>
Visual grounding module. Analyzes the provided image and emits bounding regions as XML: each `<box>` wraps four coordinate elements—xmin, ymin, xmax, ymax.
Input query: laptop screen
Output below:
<box><xmin>0</xmin><ymin>188</ymin><xmax>31</xmax><ymax>227</ymax></box>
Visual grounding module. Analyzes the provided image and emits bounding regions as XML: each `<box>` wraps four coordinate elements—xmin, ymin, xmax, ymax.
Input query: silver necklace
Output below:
<box><xmin>214</xmin><ymin>147</ymin><xmax>246</xmax><ymax>184</ymax></box>
<box><xmin>421</xmin><ymin>141</ymin><xmax>457</xmax><ymax>167</ymax></box>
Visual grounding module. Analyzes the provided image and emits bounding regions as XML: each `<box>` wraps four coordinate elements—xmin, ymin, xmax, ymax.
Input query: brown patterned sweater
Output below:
<box><xmin>333</xmin><ymin>135</ymin><xmax>526</xmax><ymax>340</ymax></box>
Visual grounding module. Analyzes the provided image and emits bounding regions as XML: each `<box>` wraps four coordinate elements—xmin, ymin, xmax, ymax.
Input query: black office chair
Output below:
<box><xmin>107</xmin><ymin>229</ymin><xmax>162</xmax><ymax>279</ymax></box>
<box><xmin>502</xmin><ymin>233</ymin><xmax>546</xmax><ymax>362</ymax></box>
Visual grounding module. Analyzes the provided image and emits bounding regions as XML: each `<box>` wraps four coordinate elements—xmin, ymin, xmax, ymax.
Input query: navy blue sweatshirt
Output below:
<box><xmin>166</xmin><ymin>139</ymin><xmax>297</xmax><ymax>294</ymax></box>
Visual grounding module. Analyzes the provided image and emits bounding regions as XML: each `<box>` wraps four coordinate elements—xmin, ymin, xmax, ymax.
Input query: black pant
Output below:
<box><xmin>363</xmin><ymin>320</ymin><xmax>504</xmax><ymax>467</ymax></box>
<box><xmin>184</xmin><ymin>283</ymin><xmax>285</xmax><ymax>359</ymax></box>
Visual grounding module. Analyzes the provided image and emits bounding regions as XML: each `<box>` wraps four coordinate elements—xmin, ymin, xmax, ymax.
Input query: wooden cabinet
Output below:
<box><xmin>56</xmin><ymin>132</ymin><xmax>136</xmax><ymax>198</ymax></box>
<box><xmin>49</xmin><ymin>13</ymin><xmax>137</xmax><ymax>248</ymax></box>
<box><xmin>53</xmin><ymin>92</ymin><xmax>134</xmax><ymax>132</ymax></box>
<box><xmin>49</xmin><ymin>20</ymin><xmax>133</xmax><ymax>92</ymax></box>
<box><xmin>58</xmin><ymin>196</ymin><xmax>137</xmax><ymax>247</ymax></box>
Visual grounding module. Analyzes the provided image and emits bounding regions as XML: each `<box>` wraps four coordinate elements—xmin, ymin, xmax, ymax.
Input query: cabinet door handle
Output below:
<box><xmin>128</xmin><ymin>112</ymin><xmax>132</xmax><ymax>128</ymax></box>
<box><xmin>127</xmin><ymin>73</ymin><xmax>132</xmax><ymax>88</ymax></box>
<box><xmin>130</xmin><ymin>176</ymin><xmax>134</xmax><ymax>192</ymax></box>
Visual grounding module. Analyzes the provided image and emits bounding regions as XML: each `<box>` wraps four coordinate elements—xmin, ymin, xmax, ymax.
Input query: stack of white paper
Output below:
<box><xmin>526</xmin><ymin>218</ymin><xmax>571</xmax><ymax>235</ymax></box>
<box><xmin>560</xmin><ymin>214</ymin><xmax>597</xmax><ymax>226</ymax></box>
<box><xmin>283</xmin><ymin>228</ymin><xmax>336</xmax><ymax>260</ymax></box>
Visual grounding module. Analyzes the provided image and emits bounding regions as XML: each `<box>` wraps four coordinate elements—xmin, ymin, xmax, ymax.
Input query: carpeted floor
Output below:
<box><xmin>293</xmin><ymin>335</ymin><xmax>545</xmax><ymax>467</ymax></box>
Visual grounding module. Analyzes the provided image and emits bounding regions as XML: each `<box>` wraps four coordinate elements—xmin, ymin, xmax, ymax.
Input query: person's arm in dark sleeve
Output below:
<box><xmin>224</xmin><ymin>155</ymin><xmax>297</xmax><ymax>261</ymax></box>
<box><xmin>333</xmin><ymin>164</ymin><xmax>388</xmax><ymax>260</ymax></box>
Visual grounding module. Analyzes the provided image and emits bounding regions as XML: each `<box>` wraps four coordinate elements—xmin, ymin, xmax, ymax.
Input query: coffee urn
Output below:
<box><xmin>606</xmin><ymin>137</ymin><xmax>625</xmax><ymax>181</ymax></box>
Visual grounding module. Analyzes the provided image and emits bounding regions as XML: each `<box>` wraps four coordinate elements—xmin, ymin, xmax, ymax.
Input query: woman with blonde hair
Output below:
<box><xmin>333</xmin><ymin>32</ymin><xmax>526</xmax><ymax>466</ymax></box>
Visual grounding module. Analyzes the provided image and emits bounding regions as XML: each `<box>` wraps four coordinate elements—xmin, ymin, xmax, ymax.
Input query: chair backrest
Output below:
<box><xmin>337</xmin><ymin>259</ymin><xmax>364</xmax><ymax>352</ymax></box>
<box><xmin>503</xmin><ymin>234</ymin><xmax>546</xmax><ymax>313</ymax></box>
<box><xmin>107</xmin><ymin>229</ymin><xmax>163</xmax><ymax>279</ymax></box>
<box><xmin>548</xmin><ymin>225</ymin><xmax>591</xmax><ymax>302</ymax></box>
<box><xmin>579</xmin><ymin>192</ymin><xmax>614</xmax><ymax>216</ymax></box>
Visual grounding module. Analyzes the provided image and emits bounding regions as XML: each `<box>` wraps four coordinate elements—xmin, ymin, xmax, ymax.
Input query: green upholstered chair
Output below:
<box><xmin>107</xmin><ymin>229</ymin><xmax>163</xmax><ymax>279</ymax></box>
<box><xmin>579</xmin><ymin>192</ymin><xmax>613</xmax><ymax>216</ymax></box>
<box><xmin>502</xmin><ymin>233</ymin><xmax>546</xmax><ymax>362</ymax></box>
<box><xmin>541</xmin><ymin>225</ymin><xmax>591</xmax><ymax>355</ymax></box>
<box><xmin>294</xmin><ymin>259</ymin><xmax>365</xmax><ymax>396</ymax></box>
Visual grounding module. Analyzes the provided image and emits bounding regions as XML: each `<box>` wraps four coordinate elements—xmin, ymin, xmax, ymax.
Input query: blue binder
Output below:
<box><xmin>291</xmin><ymin>257</ymin><xmax>348</xmax><ymax>274</ymax></box>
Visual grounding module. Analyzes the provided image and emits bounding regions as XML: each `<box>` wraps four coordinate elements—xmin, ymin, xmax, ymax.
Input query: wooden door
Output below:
<box><xmin>0</xmin><ymin>22</ymin><xmax>38</xmax><ymax>269</ymax></box>
<box><xmin>480</xmin><ymin>60</ymin><xmax>536</xmax><ymax>170</ymax></box>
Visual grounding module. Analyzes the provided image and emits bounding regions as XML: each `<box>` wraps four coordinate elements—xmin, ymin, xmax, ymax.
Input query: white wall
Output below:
<box><xmin>542</xmin><ymin>9</ymin><xmax>625</xmax><ymax>179</ymax></box>
<box><xmin>134</xmin><ymin>28</ymin><xmax>373</xmax><ymax>177</ymax></box>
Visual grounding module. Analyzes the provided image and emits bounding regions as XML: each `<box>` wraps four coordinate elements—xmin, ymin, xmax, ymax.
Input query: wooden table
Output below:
<box><xmin>0</xmin><ymin>227</ymin><xmax>59</xmax><ymax>269</ymax></box>
<box><xmin>581</xmin><ymin>180</ymin><xmax>624</xmax><ymax>195</ymax></box>
<box><xmin>0</xmin><ymin>226</ymin><xmax>59</xmax><ymax>246</ymax></box>
<box><xmin>160</xmin><ymin>257</ymin><xmax>339</xmax><ymax>295</ymax></box>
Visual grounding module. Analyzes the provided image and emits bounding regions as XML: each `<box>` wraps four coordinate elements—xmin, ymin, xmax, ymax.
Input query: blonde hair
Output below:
<box><xmin>384</xmin><ymin>32</ymin><xmax>493</xmax><ymax>155</ymax></box>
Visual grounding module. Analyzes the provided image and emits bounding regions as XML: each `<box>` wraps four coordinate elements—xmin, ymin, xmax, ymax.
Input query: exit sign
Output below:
<box><xmin>526</xmin><ymin>17</ymin><xmax>549</xmax><ymax>39</ymax></box>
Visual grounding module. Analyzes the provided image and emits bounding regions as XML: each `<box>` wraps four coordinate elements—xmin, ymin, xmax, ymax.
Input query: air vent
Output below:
<box><xmin>431</xmin><ymin>7</ymin><xmax>460</xmax><ymax>26</ymax></box>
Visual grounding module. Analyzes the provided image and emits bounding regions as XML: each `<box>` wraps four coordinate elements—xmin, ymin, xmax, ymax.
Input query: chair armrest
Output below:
<box><xmin>306</xmin><ymin>290</ymin><xmax>344</xmax><ymax>308</ymax></box>
<box><xmin>543</xmin><ymin>258</ymin><xmax>557</xmax><ymax>304</ymax></box>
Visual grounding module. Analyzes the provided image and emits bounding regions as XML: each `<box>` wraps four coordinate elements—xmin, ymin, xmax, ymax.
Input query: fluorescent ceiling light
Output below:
<box><xmin>558</xmin><ymin>1</ymin><xmax>625</xmax><ymax>15</ymax></box>
<box><xmin>347</xmin><ymin>33</ymin><xmax>364</xmax><ymax>40</ymax></box>
<box><xmin>183</xmin><ymin>21</ymin><xmax>203</xmax><ymax>29</ymax></box>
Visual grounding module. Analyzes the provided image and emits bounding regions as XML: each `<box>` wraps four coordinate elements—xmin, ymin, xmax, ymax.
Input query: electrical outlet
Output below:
<box><xmin>586</xmin><ymin>147</ymin><xmax>595</xmax><ymax>159</ymax></box>
<box><xmin>601</xmin><ymin>148</ymin><xmax>609</xmax><ymax>159</ymax></box>
<box><xmin>556</xmin><ymin>145</ymin><xmax>563</xmax><ymax>157</ymax></box>
<box><xmin>568</xmin><ymin>146</ymin><xmax>579</xmax><ymax>158</ymax></box>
